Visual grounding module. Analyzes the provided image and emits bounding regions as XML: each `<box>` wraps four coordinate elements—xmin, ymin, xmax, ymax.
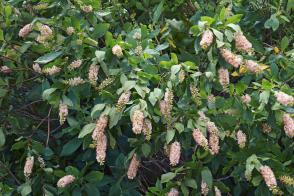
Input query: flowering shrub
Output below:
<box><xmin>0</xmin><ymin>0</ymin><xmax>294</xmax><ymax>195</ymax></box>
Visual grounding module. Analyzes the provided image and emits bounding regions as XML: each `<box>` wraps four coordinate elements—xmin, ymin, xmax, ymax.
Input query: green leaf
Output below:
<box><xmin>166</xmin><ymin>129</ymin><xmax>175</xmax><ymax>144</ymax></box>
<box><xmin>184</xmin><ymin>178</ymin><xmax>197</xmax><ymax>189</ymax></box>
<box><xmin>174</xmin><ymin>123</ymin><xmax>184</xmax><ymax>133</ymax></box>
<box><xmin>0</xmin><ymin>128</ymin><xmax>5</xmax><ymax>148</ymax></box>
<box><xmin>84</xmin><ymin>171</ymin><xmax>104</xmax><ymax>182</ymax></box>
<box><xmin>142</xmin><ymin>143</ymin><xmax>151</xmax><ymax>156</ymax></box>
<box><xmin>148</xmin><ymin>88</ymin><xmax>163</xmax><ymax>106</ymax></box>
<box><xmin>212</xmin><ymin>28</ymin><xmax>223</xmax><ymax>41</ymax></box>
<box><xmin>153</xmin><ymin>1</ymin><xmax>164</xmax><ymax>23</ymax></box>
<box><xmin>0</xmin><ymin>89</ymin><xmax>8</xmax><ymax>98</ymax></box>
<box><xmin>60</xmin><ymin>138</ymin><xmax>82</xmax><ymax>156</ymax></box>
<box><xmin>0</xmin><ymin>29</ymin><xmax>4</xmax><ymax>41</ymax></box>
<box><xmin>226</xmin><ymin>14</ymin><xmax>243</xmax><ymax>24</ymax></box>
<box><xmin>201</xmin><ymin>168</ymin><xmax>213</xmax><ymax>188</ymax></box>
<box><xmin>190</xmin><ymin>25</ymin><xmax>200</xmax><ymax>36</ymax></box>
<box><xmin>42</xmin><ymin>88</ymin><xmax>57</xmax><ymax>100</ymax></box>
<box><xmin>200</xmin><ymin>16</ymin><xmax>215</xmax><ymax>25</ymax></box>
<box><xmin>91</xmin><ymin>104</ymin><xmax>106</xmax><ymax>118</ymax></box>
<box><xmin>264</xmin><ymin>14</ymin><xmax>279</xmax><ymax>31</ymax></box>
<box><xmin>280</xmin><ymin>36</ymin><xmax>289</xmax><ymax>51</ymax></box>
<box><xmin>78</xmin><ymin>123</ymin><xmax>96</xmax><ymax>138</ymax></box>
<box><xmin>34</xmin><ymin>51</ymin><xmax>63</xmax><ymax>64</ymax></box>
<box><xmin>161</xmin><ymin>172</ymin><xmax>176</xmax><ymax>183</ymax></box>
<box><xmin>261</xmin><ymin>79</ymin><xmax>273</xmax><ymax>90</ymax></box>
<box><xmin>17</xmin><ymin>183</ymin><xmax>32</xmax><ymax>196</ymax></box>
<box><xmin>93</xmin><ymin>23</ymin><xmax>110</xmax><ymax>38</ymax></box>
<box><xmin>95</xmin><ymin>50</ymin><xmax>106</xmax><ymax>62</ymax></box>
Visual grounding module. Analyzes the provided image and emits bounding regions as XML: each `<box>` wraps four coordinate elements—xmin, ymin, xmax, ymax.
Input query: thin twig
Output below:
<box><xmin>46</xmin><ymin>107</ymin><xmax>52</xmax><ymax>147</ymax></box>
<box><xmin>0</xmin><ymin>161</ymin><xmax>21</xmax><ymax>185</ymax></box>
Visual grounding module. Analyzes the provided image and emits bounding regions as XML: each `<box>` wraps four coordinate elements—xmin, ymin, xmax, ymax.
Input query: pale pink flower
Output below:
<box><xmin>283</xmin><ymin>113</ymin><xmax>294</xmax><ymax>138</ymax></box>
<box><xmin>133</xmin><ymin>32</ymin><xmax>141</xmax><ymax>40</ymax></box>
<box><xmin>88</xmin><ymin>64</ymin><xmax>99</xmax><ymax>85</ymax></box>
<box><xmin>66</xmin><ymin>77</ymin><xmax>85</xmax><ymax>86</ymax></box>
<box><xmin>161</xmin><ymin>88</ymin><xmax>174</xmax><ymax>119</ymax></box>
<box><xmin>82</xmin><ymin>5</ymin><xmax>93</xmax><ymax>13</ymax></box>
<box><xmin>167</xmin><ymin>188</ymin><xmax>179</xmax><ymax>196</ymax></box>
<box><xmin>234</xmin><ymin>32</ymin><xmax>252</xmax><ymax>53</ymax></box>
<box><xmin>19</xmin><ymin>24</ymin><xmax>33</xmax><ymax>38</ymax></box>
<box><xmin>134</xmin><ymin>45</ymin><xmax>143</xmax><ymax>55</ymax></box>
<box><xmin>209</xmin><ymin>134</ymin><xmax>220</xmax><ymax>155</ymax></box>
<box><xmin>262</xmin><ymin>123</ymin><xmax>272</xmax><ymax>134</ymax></box>
<box><xmin>244</xmin><ymin>60</ymin><xmax>261</xmax><ymax>73</ymax></box>
<box><xmin>206</xmin><ymin>121</ymin><xmax>218</xmax><ymax>135</ymax></box>
<box><xmin>57</xmin><ymin>175</ymin><xmax>75</xmax><ymax>188</ymax></box>
<box><xmin>66</xmin><ymin>27</ymin><xmax>75</xmax><ymax>35</ymax></box>
<box><xmin>169</xmin><ymin>141</ymin><xmax>181</xmax><ymax>166</ymax></box>
<box><xmin>112</xmin><ymin>44</ymin><xmax>123</xmax><ymax>57</ymax></box>
<box><xmin>198</xmin><ymin>111</ymin><xmax>208</xmax><ymax>122</ymax></box>
<box><xmin>241</xmin><ymin>94</ymin><xmax>251</xmax><ymax>105</ymax></box>
<box><xmin>59</xmin><ymin>103</ymin><xmax>68</xmax><ymax>125</ymax></box>
<box><xmin>43</xmin><ymin>66</ymin><xmax>61</xmax><ymax>75</ymax></box>
<box><xmin>92</xmin><ymin>116</ymin><xmax>108</xmax><ymax>141</ymax></box>
<box><xmin>201</xmin><ymin>181</ymin><xmax>209</xmax><ymax>196</ymax></box>
<box><xmin>95</xmin><ymin>132</ymin><xmax>107</xmax><ymax>164</ymax></box>
<box><xmin>207</xmin><ymin>94</ymin><xmax>215</xmax><ymax>103</ymax></box>
<box><xmin>32</xmin><ymin>63</ymin><xmax>42</xmax><ymax>73</ymax></box>
<box><xmin>116</xmin><ymin>91</ymin><xmax>131</xmax><ymax>111</ymax></box>
<box><xmin>218</xmin><ymin>68</ymin><xmax>230</xmax><ymax>87</ymax></box>
<box><xmin>215</xmin><ymin>186</ymin><xmax>222</xmax><ymax>196</ymax></box>
<box><xmin>142</xmin><ymin>119</ymin><xmax>152</xmax><ymax>140</ymax></box>
<box><xmin>40</xmin><ymin>25</ymin><xmax>52</xmax><ymax>37</ymax></box>
<box><xmin>131</xmin><ymin>110</ymin><xmax>144</xmax><ymax>134</ymax></box>
<box><xmin>68</xmin><ymin>59</ymin><xmax>82</xmax><ymax>70</ymax></box>
<box><xmin>260</xmin><ymin>166</ymin><xmax>277</xmax><ymax>189</ymax></box>
<box><xmin>220</xmin><ymin>48</ymin><xmax>243</xmax><ymax>68</ymax></box>
<box><xmin>38</xmin><ymin>156</ymin><xmax>45</xmax><ymax>168</ymax></box>
<box><xmin>24</xmin><ymin>156</ymin><xmax>34</xmax><ymax>178</ymax></box>
<box><xmin>192</xmin><ymin>128</ymin><xmax>208</xmax><ymax>149</ymax></box>
<box><xmin>127</xmin><ymin>154</ymin><xmax>140</xmax><ymax>179</ymax></box>
<box><xmin>275</xmin><ymin>91</ymin><xmax>294</xmax><ymax>106</ymax></box>
<box><xmin>236</xmin><ymin>130</ymin><xmax>246</xmax><ymax>148</ymax></box>
<box><xmin>200</xmin><ymin>30</ymin><xmax>214</xmax><ymax>49</ymax></box>
<box><xmin>0</xmin><ymin>66</ymin><xmax>12</xmax><ymax>74</ymax></box>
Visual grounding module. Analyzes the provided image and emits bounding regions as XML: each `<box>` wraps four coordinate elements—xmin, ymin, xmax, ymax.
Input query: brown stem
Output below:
<box><xmin>0</xmin><ymin>161</ymin><xmax>21</xmax><ymax>185</ymax></box>
<box><xmin>46</xmin><ymin>107</ymin><xmax>52</xmax><ymax>147</ymax></box>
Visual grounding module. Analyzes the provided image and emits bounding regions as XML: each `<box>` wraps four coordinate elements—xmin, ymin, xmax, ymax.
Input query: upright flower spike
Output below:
<box><xmin>19</xmin><ymin>24</ymin><xmax>33</xmax><ymax>38</ymax></box>
<box><xmin>275</xmin><ymin>91</ymin><xmax>294</xmax><ymax>106</ymax></box>
<box><xmin>24</xmin><ymin>156</ymin><xmax>34</xmax><ymax>178</ymax></box>
<box><xmin>192</xmin><ymin>128</ymin><xmax>208</xmax><ymax>150</ymax></box>
<box><xmin>280</xmin><ymin>176</ymin><xmax>294</xmax><ymax>186</ymax></box>
<box><xmin>112</xmin><ymin>44</ymin><xmax>123</xmax><ymax>57</ymax></box>
<box><xmin>200</xmin><ymin>29</ymin><xmax>214</xmax><ymax>49</ymax></box>
<box><xmin>57</xmin><ymin>175</ymin><xmax>75</xmax><ymax>188</ymax></box>
<box><xmin>283</xmin><ymin>113</ymin><xmax>294</xmax><ymax>138</ymax></box>
<box><xmin>66</xmin><ymin>27</ymin><xmax>75</xmax><ymax>35</ymax></box>
<box><xmin>32</xmin><ymin>63</ymin><xmax>42</xmax><ymax>73</ymax></box>
<box><xmin>220</xmin><ymin>48</ymin><xmax>243</xmax><ymax>68</ymax></box>
<box><xmin>131</xmin><ymin>110</ymin><xmax>144</xmax><ymax>134</ymax></box>
<box><xmin>236</xmin><ymin>130</ymin><xmax>246</xmax><ymax>148</ymax></box>
<box><xmin>201</xmin><ymin>181</ymin><xmax>209</xmax><ymax>196</ymax></box>
<box><xmin>260</xmin><ymin>166</ymin><xmax>277</xmax><ymax>191</ymax></box>
<box><xmin>68</xmin><ymin>59</ymin><xmax>82</xmax><ymax>70</ymax></box>
<box><xmin>92</xmin><ymin>116</ymin><xmax>108</xmax><ymax>165</ymax></box>
<box><xmin>169</xmin><ymin>141</ymin><xmax>181</xmax><ymax>166</ymax></box>
<box><xmin>241</xmin><ymin>94</ymin><xmax>251</xmax><ymax>105</ymax></box>
<box><xmin>66</xmin><ymin>77</ymin><xmax>85</xmax><ymax>86</ymax></box>
<box><xmin>92</xmin><ymin>116</ymin><xmax>108</xmax><ymax>141</ymax></box>
<box><xmin>59</xmin><ymin>103</ymin><xmax>68</xmax><ymax>125</ymax></box>
<box><xmin>209</xmin><ymin>134</ymin><xmax>220</xmax><ymax>155</ymax></box>
<box><xmin>244</xmin><ymin>60</ymin><xmax>261</xmax><ymax>73</ymax></box>
<box><xmin>214</xmin><ymin>186</ymin><xmax>222</xmax><ymax>196</ymax></box>
<box><xmin>167</xmin><ymin>188</ymin><xmax>179</xmax><ymax>196</ymax></box>
<box><xmin>88</xmin><ymin>64</ymin><xmax>99</xmax><ymax>85</ymax></box>
<box><xmin>43</xmin><ymin>66</ymin><xmax>61</xmax><ymax>75</ymax></box>
<box><xmin>218</xmin><ymin>68</ymin><xmax>230</xmax><ymax>88</ymax></box>
<box><xmin>116</xmin><ymin>91</ymin><xmax>131</xmax><ymax>111</ymax></box>
<box><xmin>234</xmin><ymin>32</ymin><xmax>252</xmax><ymax>53</ymax></box>
<box><xmin>142</xmin><ymin>119</ymin><xmax>152</xmax><ymax>140</ymax></box>
<box><xmin>127</xmin><ymin>154</ymin><xmax>140</xmax><ymax>180</ymax></box>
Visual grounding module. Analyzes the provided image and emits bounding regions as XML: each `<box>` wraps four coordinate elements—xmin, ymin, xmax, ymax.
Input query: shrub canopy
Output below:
<box><xmin>0</xmin><ymin>0</ymin><xmax>293</xmax><ymax>195</ymax></box>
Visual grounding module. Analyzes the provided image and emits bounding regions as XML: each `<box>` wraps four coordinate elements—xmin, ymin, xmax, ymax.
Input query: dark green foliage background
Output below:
<box><xmin>0</xmin><ymin>0</ymin><xmax>293</xmax><ymax>195</ymax></box>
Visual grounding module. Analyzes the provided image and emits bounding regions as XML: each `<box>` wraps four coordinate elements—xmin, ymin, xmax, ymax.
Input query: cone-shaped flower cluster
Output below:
<box><xmin>160</xmin><ymin>88</ymin><xmax>174</xmax><ymax>121</ymax></box>
<box><xmin>192</xmin><ymin>128</ymin><xmax>208</xmax><ymax>150</ymax></box>
<box><xmin>112</xmin><ymin>44</ymin><xmax>123</xmax><ymax>57</ymax></box>
<box><xmin>43</xmin><ymin>66</ymin><xmax>61</xmax><ymax>75</ymax></box>
<box><xmin>244</xmin><ymin>60</ymin><xmax>261</xmax><ymax>73</ymax></box>
<box><xmin>241</xmin><ymin>94</ymin><xmax>251</xmax><ymax>105</ymax></box>
<box><xmin>88</xmin><ymin>64</ymin><xmax>99</xmax><ymax>85</ymax></box>
<box><xmin>169</xmin><ymin>141</ymin><xmax>181</xmax><ymax>166</ymax></box>
<box><xmin>236</xmin><ymin>130</ymin><xmax>246</xmax><ymax>148</ymax></box>
<box><xmin>201</xmin><ymin>181</ymin><xmax>209</xmax><ymax>196</ymax></box>
<box><xmin>220</xmin><ymin>48</ymin><xmax>242</xmax><ymax>68</ymax></box>
<box><xmin>19</xmin><ymin>24</ymin><xmax>33</xmax><ymax>38</ymax></box>
<box><xmin>57</xmin><ymin>175</ymin><xmax>75</xmax><ymax>188</ymax></box>
<box><xmin>275</xmin><ymin>91</ymin><xmax>294</xmax><ymax>106</ymax></box>
<box><xmin>167</xmin><ymin>188</ymin><xmax>179</xmax><ymax>196</ymax></box>
<box><xmin>66</xmin><ymin>27</ymin><xmax>75</xmax><ymax>35</ymax></box>
<box><xmin>260</xmin><ymin>166</ymin><xmax>277</xmax><ymax>191</ymax></box>
<box><xmin>65</xmin><ymin>77</ymin><xmax>85</xmax><ymax>86</ymax></box>
<box><xmin>131</xmin><ymin>110</ymin><xmax>144</xmax><ymax>134</ymax></box>
<box><xmin>69</xmin><ymin>59</ymin><xmax>82</xmax><ymax>70</ymax></box>
<box><xmin>127</xmin><ymin>154</ymin><xmax>140</xmax><ymax>179</ymax></box>
<box><xmin>200</xmin><ymin>30</ymin><xmax>214</xmax><ymax>49</ymax></box>
<box><xmin>142</xmin><ymin>119</ymin><xmax>152</xmax><ymax>141</ymax></box>
<box><xmin>116</xmin><ymin>91</ymin><xmax>131</xmax><ymax>111</ymax></box>
<box><xmin>283</xmin><ymin>113</ymin><xmax>294</xmax><ymax>138</ymax></box>
<box><xmin>24</xmin><ymin>156</ymin><xmax>34</xmax><ymax>178</ymax></box>
<box><xmin>206</xmin><ymin>121</ymin><xmax>220</xmax><ymax>155</ymax></box>
<box><xmin>92</xmin><ymin>116</ymin><xmax>108</xmax><ymax>165</ymax></box>
<box><xmin>218</xmin><ymin>68</ymin><xmax>230</xmax><ymax>88</ymax></box>
<box><xmin>234</xmin><ymin>32</ymin><xmax>252</xmax><ymax>53</ymax></box>
<box><xmin>59</xmin><ymin>103</ymin><xmax>68</xmax><ymax>125</ymax></box>
<box><xmin>33</xmin><ymin>63</ymin><xmax>42</xmax><ymax>73</ymax></box>
<box><xmin>214</xmin><ymin>186</ymin><xmax>222</xmax><ymax>196</ymax></box>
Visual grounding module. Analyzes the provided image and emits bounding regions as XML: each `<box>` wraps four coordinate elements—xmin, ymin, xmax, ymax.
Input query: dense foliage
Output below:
<box><xmin>0</xmin><ymin>0</ymin><xmax>294</xmax><ymax>195</ymax></box>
